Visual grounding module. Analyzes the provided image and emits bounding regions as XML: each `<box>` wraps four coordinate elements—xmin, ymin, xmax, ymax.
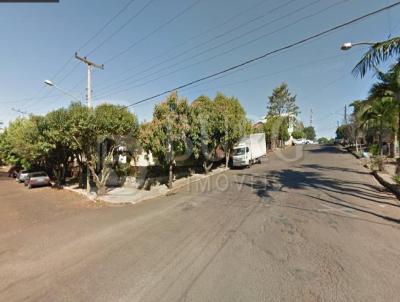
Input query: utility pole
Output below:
<box><xmin>310</xmin><ymin>109</ymin><xmax>313</xmax><ymax>127</ymax></box>
<box><xmin>75</xmin><ymin>52</ymin><xmax>104</xmax><ymax>108</ymax></box>
<box><xmin>75</xmin><ymin>53</ymin><xmax>104</xmax><ymax>193</ymax></box>
<box><xmin>344</xmin><ymin>105</ymin><xmax>348</xmax><ymax>125</ymax></box>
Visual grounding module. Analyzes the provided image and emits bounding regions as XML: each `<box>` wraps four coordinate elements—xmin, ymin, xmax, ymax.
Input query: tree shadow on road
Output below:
<box><xmin>235</xmin><ymin>169</ymin><xmax>400</xmax><ymax>224</ymax></box>
<box><xmin>301</xmin><ymin>164</ymin><xmax>371</xmax><ymax>176</ymax></box>
<box><xmin>305</xmin><ymin>145</ymin><xmax>348</xmax><ymax>154</ymax></box>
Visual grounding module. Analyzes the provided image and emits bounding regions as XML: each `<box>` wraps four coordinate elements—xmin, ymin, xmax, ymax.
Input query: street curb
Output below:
<box><xmin>345</xmin><ymin>146</ymin><xmax>362</xmax><ymax>159</ymax></box>
<box><xmin>167</xmin><ymin>167</ymin><xmax>229</xmax><ymax>195</ymax></box>
<box><xmin>64</xmin><ymin>167</ymin><xmax>229</xmax><ymax>205</ymax></box>
<box><xmin>63</xmin><ymin>185</ymin><xmax>97</xmax><ymax>201</ymax></box>
<box><xmin>344</xmin><ymin>146</ymin><xmax>400</xmax><ymax>200</ymax></box>
<box><xmin>372</xmin><ymin>170</ymin><xmax>400</xmax><ymax>199</ymax></box>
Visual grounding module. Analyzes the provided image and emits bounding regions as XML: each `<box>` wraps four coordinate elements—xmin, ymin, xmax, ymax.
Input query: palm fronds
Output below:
<box><xmin>352</xmin><ymin>37</ymin><xmax>400</xmax><ymax>78</ymax></box>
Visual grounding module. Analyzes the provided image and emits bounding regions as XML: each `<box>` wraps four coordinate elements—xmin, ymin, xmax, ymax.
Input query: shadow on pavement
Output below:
<box><xmin>268</xmin><ymin>201</ymin><xmax>400</xmax><ymax>229</ymax></box>
<box><xmin>305</xmin><ymin>145</ymin><xmax>348</xmax><ymax>154</ymax></box>
<box><xmin>301</xmin><ymin>164</ymin><xmax>371</xmax><ymax>176</ymax></box>
<box><xmin>235</xmin><ymin>168</ymin><xmax>400</xmax><ymax>224</ymax></box>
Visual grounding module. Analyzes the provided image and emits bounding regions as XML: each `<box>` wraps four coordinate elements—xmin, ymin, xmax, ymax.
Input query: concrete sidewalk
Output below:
<box><xmin>64</xmin><ymin>167</ymin><xmax>228</xmax><ymax>204</ymax></box>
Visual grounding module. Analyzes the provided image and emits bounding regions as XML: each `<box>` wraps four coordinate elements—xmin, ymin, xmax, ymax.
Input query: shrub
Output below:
<box><xmin>370</xmin><ymin>156</ymin><xmax>385</xmax><ymax>172</ymax></box>
<box><xmin>368</xmin><ymin>144</ymin><xmax>379</xmax><ymax>156</ymax></box>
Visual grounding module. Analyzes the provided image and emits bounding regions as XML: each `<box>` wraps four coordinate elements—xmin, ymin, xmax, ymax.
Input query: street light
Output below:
<box><xmin>44</xmin><ymin>79</ymin><xmax>54</xmax><ymax>86</ymax></box>
<box><xmin>43</xmin><ymin>79</ymin><xmax>81</xmax><ymax>102</ymax></box>
<box><xmin>340</xmin><ymin>41</ymin><xmax>376</xmax><ymax>51</ymax></box>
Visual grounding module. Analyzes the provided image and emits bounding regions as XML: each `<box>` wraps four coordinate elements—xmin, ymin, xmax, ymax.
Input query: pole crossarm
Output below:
<box><xmin>75</xmin><ymin>52</ymin><xmax>104</xmax><ymax>70</ymax></box>
<box><xmin>74</xmin><ymin>52</ymin><xmax>104</xmax><ymax>109</ymax></box>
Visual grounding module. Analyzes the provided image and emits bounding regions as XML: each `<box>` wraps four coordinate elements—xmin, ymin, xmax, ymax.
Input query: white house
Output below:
<box><xmin>253</xmin><ymin>114</ymin><xmax>296</xmax><ymax>146</ymax></box>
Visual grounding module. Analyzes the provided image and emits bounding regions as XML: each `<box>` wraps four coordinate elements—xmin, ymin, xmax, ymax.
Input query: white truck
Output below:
<box><xmin>232</xmin><ymin>133</ymin><xmax>267</xmax><ymax>167</ymax></box>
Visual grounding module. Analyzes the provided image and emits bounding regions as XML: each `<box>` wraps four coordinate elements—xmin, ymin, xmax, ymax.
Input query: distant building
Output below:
<box><xmin>253</xmin><ymin>114</ymin><xmax>296</xmax><ymax>146</ymax></box>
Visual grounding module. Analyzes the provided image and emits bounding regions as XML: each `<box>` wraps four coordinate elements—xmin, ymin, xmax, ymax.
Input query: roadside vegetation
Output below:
<box><xmin>0</xmin><ymin>92</ymin><xmax>255</xmax><ymax>192</ymax></box>
<box><xmin>336</xmin><ymin>37</ymin><xmax>400</xmax><ymax>177</ymax></box>
<box><xmin>0</xmin><ymin>83</ymin><xmax>307</xmax><ymax>194</ymax></box>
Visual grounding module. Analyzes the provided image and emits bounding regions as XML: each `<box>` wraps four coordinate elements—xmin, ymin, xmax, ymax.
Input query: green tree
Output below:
<box><xmin>352</xmin><ymin>37</ymin><xmax>400</xmax><ymax>78</ymax></box>
<box><xmin>68</xmin><ymin>102</ymin><xmax>138</xmax><ymax>195</ymax></box>
<box><xmin>291</xmin><ymin>130</ymin><xmax>304</xmax><ymax>139</ymax></box>
<box><xmin>303</xmin><ymin>126</ymin><xmax>316</xmax><ymax>141</ymax></box>
<box><xmin>214</xmin><ymin>93</ymin><xmax>248</xmax><ymax>167</ymax></box>
<box><xmin>67</xmin><ymin>102</ymin><xmax>96</xmax><ymax>190</ymax></box>
<box><xmin>336</xmin><ymin>124</ymin><xmax>352</xmax><ymax>140</ymax></box>
<box><xmin>189</xmin><ymin>95</ymin><xmax>218</xmax><ymax>174</ymax></box>
<box><xmin>0</xmin><ymin>116</ymin><xmax>48</xmax><ymax>170</ymax></box>
<box><xmin>267</xmin><ymin>82</ymin><xmax>299</xmax><ymax>117</ymax></box>
<box><xmin>349</xmin><ymin>100</ymin><xmax>366</xmax><ymax>152</ymax></box>
<box><xmin>41</xmin><ymin>108</ymin><xmax>75</xmax><ymax>187</ymax></box>
<box><xmin>139</xmin><ymin>92</ymin><xmax>190</xmax><ymax>188</ymax></box>
<box><xmin>318</xmin><ymin>137</ymin><xmax>330</xmax><ymax>144</ymax></box>
<box><xmin>359</xmin><ymin>97</ymin><xmax>396</xmax><ymax>156</ymax></box>
<box><xmin>352</xmin><ymin>37</ymin><xmax>400</xmax><ymax>161</ymax></box>
<box><xmin>263</xmin><ymin>115</ymin><xmax>289</xmax><ymax>148</ymax></box>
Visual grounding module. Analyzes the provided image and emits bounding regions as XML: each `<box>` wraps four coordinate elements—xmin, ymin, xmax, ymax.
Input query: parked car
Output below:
<box><xmin>24</xmin><ymin>171</ymin><xmax>51</xmax><ymax>189</ymax></box>
<box><xmin>16</xmin><ymin>170</ymin><xmax>31</xmax><ymax>183</ymax></box>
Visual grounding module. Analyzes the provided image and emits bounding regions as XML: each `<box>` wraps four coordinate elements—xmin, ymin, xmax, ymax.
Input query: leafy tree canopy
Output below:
<box><xmin>267</xmin><ymin>82</ymin><xmax>299</xmax><ymax>117</ymax></box>
<box><xmin>303</xmin><ymin>126</ymin><xmax>316</xmax><ymax>141</ymax></box>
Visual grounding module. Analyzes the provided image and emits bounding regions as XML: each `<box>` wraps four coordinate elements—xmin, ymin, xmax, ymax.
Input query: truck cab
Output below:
<box><xmin>232</xmin><ymin>144</ymin><xmax>250</xmax><ymax>167</ymax></box>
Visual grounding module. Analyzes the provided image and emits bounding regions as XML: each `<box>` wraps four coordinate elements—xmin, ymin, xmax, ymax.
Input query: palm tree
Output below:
<box><xmin>369</xmin><ymin>64</ymin><xmax>400</xmax><ymax>100</ymax></box>
<box><xmin>352</xmin><ymin>37</ymin><xmax>400</xmax><ymax>160</ymax></box>
<box><xmin>352</xmin><ymin>37</ymin><xmax>400</xmax><ymax>77</ymax></box>
<box><xmin>349</xmin><ymin>100</ymin><xmax>366</xmax><ymax>153</ymax></box>
<box><xmin>360</xmin><ymin>97</ymin><xmax>396</xmax><ymax>156</ymax></box>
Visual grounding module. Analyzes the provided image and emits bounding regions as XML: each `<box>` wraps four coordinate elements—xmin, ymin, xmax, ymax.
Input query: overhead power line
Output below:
<box><xmin>85</xmin><ymin>0</ymin><xmax>157</xmax><ymax>56</ymax></box>
<box><xmin>178</xmin><ymin>53</ymin><xmax>347</xmax><ymax>95</ymax></box>
<box><xmin>99</xmin><ymin>0</ymin><xmax>270</xmax><ymax>86</ymax></box>
<box><xmin>16</xmin><ymin>0</ymin><xmax>144</xmax><ymax>110</ymax></box>
<box><xmin>95</xmin><ymin>0</ymin><xmax>298</xmax><ymax>94</ymax></box>
<box><xmin>25</xmin><ymin>0</ymin><xmax>191</xmax><ymax>109</ymax></box>
<box><xmin>121</xmin><ymin>1</ymin><xmax>400</xmax><ymax>109</ymax></box>
<box><xmin>104</xmin><ymin>0</ymin><xmax>202</xmax><ymax>64</ymax></box>
<box><xmin>80</xmin><ymin>0</ymin><xmax>139</xmax><ymax>53</ymax></box>
<box><xmin>95</xmin><ymin>0</ymin><xmax>346</xmax><ymax>98</ymax></box>
<box><xmin>49</xmin><ymin>0</ymin><xmax>140</xmax><ymax>84</ymax></box>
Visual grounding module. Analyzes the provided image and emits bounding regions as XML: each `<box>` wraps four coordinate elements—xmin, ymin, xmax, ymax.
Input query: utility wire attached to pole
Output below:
<box><xmin>75</xmin><ymin>53</ymin><xmax>104</xmax><ymax>108</ymax></box>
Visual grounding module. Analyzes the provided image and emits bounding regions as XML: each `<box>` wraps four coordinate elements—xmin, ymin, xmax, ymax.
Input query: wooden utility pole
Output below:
<box><xmin>74</xmin><ymin>52</ymin><xmax>104</xmax><ymax>109</ymax></box>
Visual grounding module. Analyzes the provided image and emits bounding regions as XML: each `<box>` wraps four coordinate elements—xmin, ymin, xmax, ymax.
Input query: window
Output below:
<box><xmin>233</xmin><ymin>148</ymin><xmax>246</xmax><ymax>156</ymax></box>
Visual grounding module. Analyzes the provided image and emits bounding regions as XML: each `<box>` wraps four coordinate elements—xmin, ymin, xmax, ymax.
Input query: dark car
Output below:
<box><xmin>24</xmin><ymin>171</ymin><xmax>51</xmax><ymax>189</ymax></box>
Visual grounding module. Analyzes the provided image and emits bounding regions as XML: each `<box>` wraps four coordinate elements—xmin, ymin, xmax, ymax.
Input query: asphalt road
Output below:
<box><xmin>1</xmin><ymin>145</ymin><xmax>400</xmax><ymax>302</ymax></box>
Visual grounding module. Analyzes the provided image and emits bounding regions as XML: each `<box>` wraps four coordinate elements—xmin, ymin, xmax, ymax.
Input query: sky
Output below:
<box><xmin>0</xmin><ymin>0</ymin><xmax>399</xmax><ymax>138</ymax></box>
